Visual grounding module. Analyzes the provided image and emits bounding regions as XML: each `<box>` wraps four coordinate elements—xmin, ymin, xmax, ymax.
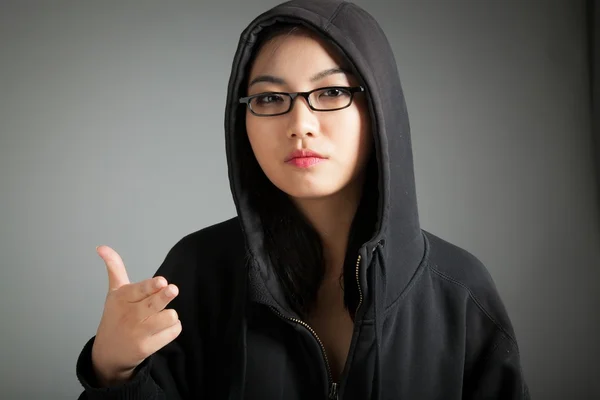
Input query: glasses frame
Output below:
<box><xmin>238</xmin><ymin>85</ymin><xmax>365</xmax><ymax>117</ymax></box>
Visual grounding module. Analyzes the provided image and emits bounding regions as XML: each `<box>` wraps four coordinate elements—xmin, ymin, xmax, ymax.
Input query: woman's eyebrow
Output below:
<box><xmin>309</xmin><ymin>67</ymin><xmax>350</xmax><ymax>82</ymax></box>
<box><xmin>248</xmin><ymin>67</ymin><xmax>351</xmax><ymax>88</ymax></box>
<box><xmin>248</xmin><ymin>75</ymin><xmax>285</xmax><ymax>88</ymax></box>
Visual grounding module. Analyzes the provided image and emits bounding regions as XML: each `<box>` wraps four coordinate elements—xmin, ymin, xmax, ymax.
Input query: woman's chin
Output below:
<box><xmin>268</xmin><ymin>172</ymin><xmax>349</xmax><ymax>200</ymax></box>
<box><xmin>279</xmin><ymin>184</ymin><xmax>341</xmax><ymax>201</ymax></box>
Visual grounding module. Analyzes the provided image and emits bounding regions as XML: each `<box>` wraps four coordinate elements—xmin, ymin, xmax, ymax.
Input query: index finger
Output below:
<box><xmin>120</xmin><ymin>276</ymin><xmax>168</xmax><ymax>303</ymax></box>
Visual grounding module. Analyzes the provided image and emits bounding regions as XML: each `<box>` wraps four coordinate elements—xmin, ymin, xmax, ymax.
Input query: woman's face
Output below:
<box><xmin>245</xmin><ymin>30</ymin><xmax>372</xmax><ymax>201</ymax></box>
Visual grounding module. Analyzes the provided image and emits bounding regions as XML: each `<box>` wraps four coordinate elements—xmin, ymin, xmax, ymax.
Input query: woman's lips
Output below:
<box><xmin>286</xmin><ymin>157</ymin><xmax>325</xmax><ymax>168</ymax></box>
<box><xmin>284</xmin><ymin>149</ymin><xmax>326</xmax><ymax>168</ymax></box>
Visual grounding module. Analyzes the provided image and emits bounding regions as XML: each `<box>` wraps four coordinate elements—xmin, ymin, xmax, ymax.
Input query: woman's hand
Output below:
<box><xmin>90</xmin><ymin>245</ymin><xmax>182</xmax><ymax>386</ymax></box>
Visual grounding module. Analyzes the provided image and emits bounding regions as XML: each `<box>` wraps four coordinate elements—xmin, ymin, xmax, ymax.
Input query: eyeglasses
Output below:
<box><xmin>239</xmin><ymin>86</ymin><xmax>365</xmax><ymax>117</ymax></box>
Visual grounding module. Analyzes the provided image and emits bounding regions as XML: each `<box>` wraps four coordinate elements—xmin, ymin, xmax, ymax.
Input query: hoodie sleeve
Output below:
<box><xmin>465</xmin><ymin>334</ymin><xmax>530</xmax><ymax>400</ymax></box>
<box><xmin>75</xmin><ymin>228</ymin><xmax>212</xmax><ymax>399</ymax></box>
<box><xmin>76</xmin><ymin>335</ymin><xmax>188</xmax><ymax>400</ymax></box>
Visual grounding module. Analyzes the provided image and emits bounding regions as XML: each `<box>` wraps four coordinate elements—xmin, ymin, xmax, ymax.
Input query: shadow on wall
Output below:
<box><xmin>588</xmin><ymin>0</ymin><xmax>600</xmax><ymax>214</ymax></box>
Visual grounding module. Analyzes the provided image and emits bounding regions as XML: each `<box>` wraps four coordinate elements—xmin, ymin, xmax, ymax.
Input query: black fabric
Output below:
<box><xmin>76</xmin><ymin>1</ymin><xmax>530</xmax><ymax>398</ymax></box>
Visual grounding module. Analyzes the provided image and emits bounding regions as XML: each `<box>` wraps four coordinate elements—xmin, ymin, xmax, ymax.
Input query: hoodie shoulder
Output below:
<box><xmin>422</xmin><ymin>230</ymin><xmax>517</xmax><ymax>342</ymax></box>
<box><xmin>154</xmin><ymin>216</ymin><xmax>246</xmax><ymax>282</ymax></box>
<box><xmin>174</xmin><ymin>216</ymin><xmax>243</xmax><ymax>253</ymax></box>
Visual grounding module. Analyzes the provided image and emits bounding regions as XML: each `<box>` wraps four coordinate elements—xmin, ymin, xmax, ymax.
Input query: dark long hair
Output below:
<box><xmin>237</xmin><ymin>23</ymin><xmax>378</xmax><ymax>319</ymax></box>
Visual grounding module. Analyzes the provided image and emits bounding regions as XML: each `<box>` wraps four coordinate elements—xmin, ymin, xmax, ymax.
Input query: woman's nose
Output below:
<box><xmin>285</xmin><ymin>96</ymin><xmax>319</xmax><ymax>139</ymax></box>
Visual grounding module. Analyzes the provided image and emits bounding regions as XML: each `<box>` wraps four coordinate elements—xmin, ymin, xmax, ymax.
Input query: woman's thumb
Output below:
<box><xmin>97</xmin><ymin>245</ymin><xmax>130</xmax><ymax>291</ymax></box>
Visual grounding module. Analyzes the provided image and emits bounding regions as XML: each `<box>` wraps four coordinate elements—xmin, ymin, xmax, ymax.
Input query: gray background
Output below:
<box><xmin>1</xmin><ymin>1</ymin><xmax>598</xmax><ymax>399</ymax></box>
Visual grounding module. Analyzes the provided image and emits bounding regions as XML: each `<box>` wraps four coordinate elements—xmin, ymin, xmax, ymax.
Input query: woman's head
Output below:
<box><xmin>242</xmin><ymin>26</ymin><xmax>373</xmax><ymax>202</ymax></box>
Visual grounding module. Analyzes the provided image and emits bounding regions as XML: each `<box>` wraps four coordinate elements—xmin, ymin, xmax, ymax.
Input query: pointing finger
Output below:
<box><xmin>97</xmin><ymin>245</ymin><xmax>130</xmax><ymax>291</ymax></box>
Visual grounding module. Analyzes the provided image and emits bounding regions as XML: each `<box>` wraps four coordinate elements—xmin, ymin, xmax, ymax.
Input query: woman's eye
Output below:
<box><xmin>324</xmin><ymin>89</ymin><xmax>342</xmax><ymax>97</ymax></box>
<box><xmin>255</xmin><ymin>94</ymin><xmax>284</xmax><ymax>104</ymax></box>
<box><xmin>321</xmin><ymin>88</ymin><xmax>350</xmax><ymax>98</ymax></box>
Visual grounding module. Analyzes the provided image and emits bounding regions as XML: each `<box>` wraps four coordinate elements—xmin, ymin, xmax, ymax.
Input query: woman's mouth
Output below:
<box><xmin>284</xmin><ymin>149</ymin><xmax>327</xmax><ymax>168</ymax></box>
<box><xmin>287</xmin><ymin>157</ymin><xmax>325</xmax><ymax>168</ymax></box>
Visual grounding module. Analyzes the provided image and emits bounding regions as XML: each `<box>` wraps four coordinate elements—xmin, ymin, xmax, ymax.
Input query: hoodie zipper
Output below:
<box><xmin>336</xmin><ymin>243</ymin><xmax>382</xmax><ymax>398</ymax></box>
<box><xmin>354</xmin><ymin>253</ymin><xmax>364</xmax><ymax>315</ymax></box>
<box><xmin>270</xmin><ymin>253</ymin><xmax>363</xmax><ymax>400</ymax></box>
<box><xmin>270</xmin><ymin>307</ymin><xmax>339</xmax><ymax>398</ymax></box>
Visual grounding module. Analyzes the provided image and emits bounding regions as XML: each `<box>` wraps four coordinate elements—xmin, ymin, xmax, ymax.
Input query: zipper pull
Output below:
<box><xmin>328</xmin><ymin>382</ymin><xmax>339</xmax><ymax>399</ymax></box>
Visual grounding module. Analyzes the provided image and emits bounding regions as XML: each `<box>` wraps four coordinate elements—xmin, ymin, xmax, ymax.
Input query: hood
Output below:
<box><xmin>224</xmin><ymin>0</ymin><xmax>425</xmax><ymax>317</ymax></box>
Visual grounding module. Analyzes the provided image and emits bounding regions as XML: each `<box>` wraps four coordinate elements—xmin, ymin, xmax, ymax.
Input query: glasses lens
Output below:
<box><xmin>309</xmin><ymin>87</ymin><xmax>353</xmax><ymax>110</ymax></box>
<box><xmin>250</xmin><ymin>93</ymin><xmax>291</xmax><ymax>115</ymax></box>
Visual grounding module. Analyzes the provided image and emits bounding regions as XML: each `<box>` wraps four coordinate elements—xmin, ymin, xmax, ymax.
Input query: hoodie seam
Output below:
<box><xmin>325</xmin><ymin>1</ymin><xmax>347</xmax><ymax>31</ymax></box>
<box><xmin>382</xmin><ymin>231</ymin><xmax>429</xmax><ymax>314</ymax></box>
<box><xmin>382</xmin><ymin>257</ymin><xmax>427</xmax><ymax>315</ymax></box>
<box><xmin>265</xmin><ymin>3</ymin><xmax>346</xmax><ymax>33</ymax></box>
<box><xmin>240</xmin><ymin>4</ymin><xmax>337</xmax><ymax>44</ymax></box>
<box><xmin>428</xmin><ymin>265</ymin><xmax>519</xmax><ymax>348</ymax></box>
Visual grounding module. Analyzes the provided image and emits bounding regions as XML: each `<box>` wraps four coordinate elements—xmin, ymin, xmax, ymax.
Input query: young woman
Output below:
<box><xmin>77</xmin><ymin>0</ymin><xmax>530</xmax><ymax>399</ymax></box>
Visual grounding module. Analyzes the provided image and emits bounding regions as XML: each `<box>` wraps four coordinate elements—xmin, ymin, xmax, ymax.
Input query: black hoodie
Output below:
<box><xmin>76</xmin><ymin>1</ymin><xmax>530</xmax><ymax>399</ymax></box>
